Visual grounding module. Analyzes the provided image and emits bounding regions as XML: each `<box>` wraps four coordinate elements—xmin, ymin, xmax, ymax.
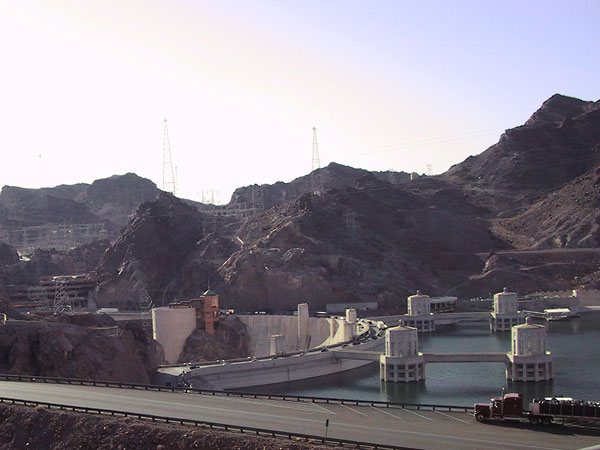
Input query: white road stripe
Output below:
<box><xmin>435</xmin><ymin>410</ymin><xmax>471</xmax><ymax>424</ymax></box>
<box><xmin>370</xmin><ymin>406</ymin><xmax>403</xmax><ymax>419</ymax></box>
<box><xmin>217</xmin><ymin>396</ymin><xmax>328</xmax><ymax>414</ymax></box>
<box><xmin>339</xmin><ymin>403</ymin><xmax>369</xmax><ymax>417</ymax></box>
<box><xmin>397</xmin><ymin>407</ymin><xmax>435</xmax><ymax>421</ymax></box>
<box><xmin>311</xmin><ymin>402</ymin><xmax>337</xmax><ymax>415</ymax></box>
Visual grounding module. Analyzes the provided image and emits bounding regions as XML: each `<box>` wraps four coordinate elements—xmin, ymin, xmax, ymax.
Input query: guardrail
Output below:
<box><xmin>0</xmin><ymin>396</ymin><xmax>409</xmax><ymax>450</ymax></box>
<box><xmin>0</xmin><ymin>373</ymin><xmax>474</xmax><ymax>412</ymax></box>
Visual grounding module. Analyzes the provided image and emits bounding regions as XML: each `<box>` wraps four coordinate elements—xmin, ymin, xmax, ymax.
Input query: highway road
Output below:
<box><xmin>1</xmin><ymin>381</ymin><xmax>599</xmax><ymax>450</ymax></box>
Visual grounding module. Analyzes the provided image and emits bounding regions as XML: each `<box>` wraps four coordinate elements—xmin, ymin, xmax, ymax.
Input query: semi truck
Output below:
<box><xmin>475</xmin><ymin>393</ymin><xmax>600</xmax><ymax>425</ymax></box>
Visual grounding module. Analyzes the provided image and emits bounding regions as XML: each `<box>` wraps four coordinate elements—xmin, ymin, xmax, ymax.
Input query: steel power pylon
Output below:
<box><xmin>311</xmin><ymin>126</ymin><xmax>321</xmax><ymax>195</ymax></box>
<box><xmin>163</xmin><ymin>119</ymin><xmax>177</xmax><ymax>195</ymax></box>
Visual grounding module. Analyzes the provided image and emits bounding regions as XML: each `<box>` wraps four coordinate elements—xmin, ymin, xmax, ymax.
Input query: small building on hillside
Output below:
<box><xmin>179</xmin><ymin>290</ymin><xmax>220</xmax><ymax>335</ymax></box>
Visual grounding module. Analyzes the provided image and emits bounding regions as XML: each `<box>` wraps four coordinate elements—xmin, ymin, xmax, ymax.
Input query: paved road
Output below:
<box><xmin>1</xmin><ymin>381</ymin><xmax>599</xmax><ymax>449</ymax></box>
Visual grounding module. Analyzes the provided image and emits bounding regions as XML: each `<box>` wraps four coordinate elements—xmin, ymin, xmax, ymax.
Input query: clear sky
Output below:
<box><xmin>1</xmin><ymin>1</ymin><xmax>598</xmax><ymax>203</ymax></box>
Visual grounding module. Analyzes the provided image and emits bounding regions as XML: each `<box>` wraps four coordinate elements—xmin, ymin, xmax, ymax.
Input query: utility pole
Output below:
<box><xmin>311</xmin><ymin>126</ymin><xmax>321</xmax><ymax>196</ymax></box>
<box><xmin>163</xmin><ymin>119</ymin><xmax>177</xmax><ymax>195</ymax></box>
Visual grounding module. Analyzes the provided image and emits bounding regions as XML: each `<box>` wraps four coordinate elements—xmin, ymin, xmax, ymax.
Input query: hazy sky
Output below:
<box><xmin>1</xmin><ymin>1</ymin><xmax>598</xmax><ymax>203</ymax></box>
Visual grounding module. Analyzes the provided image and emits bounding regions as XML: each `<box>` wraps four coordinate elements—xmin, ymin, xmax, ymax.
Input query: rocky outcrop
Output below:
<box><xmin>0</xmin><ymin>244</ymin><xmax>19</xmax><ymax>267</ymax></box>
<box><xmin>229</xmin><ymin>162</ymin><xmax>409</xmax><ymax>209</ymax></box>
<box><xmin>492</xmin><ymin>164</ymin><xmax>600</xmax><ymax>248</ymax></box>
<box><xmin>0</xmin><ymin>315</ymin><xmax>158</xmax><ymax>383</ymax></box>
<box><xmin>446</xmin><ymin>94</ymin><xmax>600</xmax><ymax>200</ymax></box>
<box><xmin>217</xmin><ymin>175</ymin><xmax>504</xmax><ymax>311</ymax></box>
<box><xmin>85</xmin><ymin>173</ymin><xmax>163</xmax><ymax>228</ymax></box>
<box><xmin>525</xmin><ymin>94</ymin><xmax>596</xmax><ymax>126</ymax></box>
<box><xmin>95</xmin><ymin>193</ymin><xmax>205</xmax><ymax>309</ymax></box>
<box><xmin>177</xmin><ymin>316</ymin><xmax>250</xmax><ymax>363</ymax></box>
<box><xmin>0</xmin><ymin>249</ymin><xmax>70</xmax><ymax>286</ymax></box>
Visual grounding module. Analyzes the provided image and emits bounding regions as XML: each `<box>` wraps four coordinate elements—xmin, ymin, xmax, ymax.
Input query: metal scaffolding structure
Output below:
<box><xmin>0</xmin><ymin>222</ymin><xmax>108</xmax><ymax>254</ymax></box>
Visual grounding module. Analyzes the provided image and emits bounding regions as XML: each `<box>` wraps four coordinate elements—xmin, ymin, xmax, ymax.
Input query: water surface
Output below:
<box><xmin>247</xmin><ymin>312</ymin><xmax>600</xmax><ymax>406</ymax></box>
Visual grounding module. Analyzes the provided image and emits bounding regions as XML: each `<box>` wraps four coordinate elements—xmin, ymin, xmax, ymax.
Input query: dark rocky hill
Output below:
<box><xmin>229</xmin><ymin>162</ymin><xmax>409</xmax><ymax>209</ymax></box>
<box><xmin>2</xmin><ymin>93</ymin><xmax>600</xmax><ymax>311</ymax></box>
<box><xmin>217</xmin><ymin>174</ymin><xmax>504</xmax><ymax>311</ymax></box>
<box><xmin>445</xmin><ymin>94</ymin><xmax>600</xmax><ymax>209</ymax></box>
<box><xmin>95</xmin><ymin>193</ymin><xmax>205</xmax><ymax>308</ymax></box>
<box><xmin>0</xmin><ymin>173</ymin><xmax>164</xmax><ymax>236</ymax></box>
<box><xmin>0</xmin><ymin>186</ymin><xmax>108</xmax><ymax>228</ymax></box>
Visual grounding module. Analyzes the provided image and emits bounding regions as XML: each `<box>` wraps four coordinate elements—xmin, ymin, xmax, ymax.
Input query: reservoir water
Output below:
<box><xmin>248</xmin><ymin>312</ymin><xmax>600</xmax><ymax>406</ymax></box>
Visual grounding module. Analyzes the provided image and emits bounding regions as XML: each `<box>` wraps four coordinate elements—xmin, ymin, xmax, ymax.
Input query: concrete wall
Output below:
<box><xmin>152</xmin><ymin>307</ymin><xmax>197</xmax><ymax>364</ymax></box>
<box><xmin>237</xmin><ymin>315</ymin><xmax>347</xmax><ymax>356</ymax></box>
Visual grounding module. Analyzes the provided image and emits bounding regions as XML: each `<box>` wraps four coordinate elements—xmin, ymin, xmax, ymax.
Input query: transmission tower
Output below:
<box><xmin>162</xmin><ymin>119</ymin><xmax>177</xmax><ymax>195</ymax></box>
<box><xmin>311</xmin><ymin>126</ymin><xmax>321</xmax><ymax>195</ymax></box>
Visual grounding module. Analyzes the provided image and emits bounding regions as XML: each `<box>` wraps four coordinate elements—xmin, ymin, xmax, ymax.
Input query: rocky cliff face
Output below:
<box><xmin>446</xmin><ymin>94</ymin><xmax>600</xmax><ymax>201</ymax></box>
<box><xmin>177</xmin><ymin>316</ymin><xmax>250</xmax><ymax>363</ymax></box>
<box><xmin>0</xmin><ymin>315</ymin><xmax>159</xmax><ymax>383</ymax></box>
<box><xmin>95</xmin><ymin>193</ymin><xmax>206</xmax><ymax>308</ymax></box>
<box><xmin>217</xmin><ymin>174</ymin><xmax>504</xmax><ymax>311</ymax></box>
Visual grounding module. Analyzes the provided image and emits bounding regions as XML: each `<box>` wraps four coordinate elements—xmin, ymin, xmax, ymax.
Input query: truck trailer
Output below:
<box><xmin>475</xmin><ymin>393</ymin><xmax>600</xmax><ymax>426</ymax></box>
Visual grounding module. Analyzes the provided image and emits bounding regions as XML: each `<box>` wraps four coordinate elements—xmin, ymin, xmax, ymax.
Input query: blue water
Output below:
<box><xmin>248</xmin><ymin>312</ymin><xmax>600</xmax><ymax>406</ymax></box>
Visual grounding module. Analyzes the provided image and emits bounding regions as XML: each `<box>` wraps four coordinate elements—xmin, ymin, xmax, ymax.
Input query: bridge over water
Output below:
<box><xmin>333</xmin><ymin>350</ymin><xmax>508</xmax><ymax>363</ymax></box>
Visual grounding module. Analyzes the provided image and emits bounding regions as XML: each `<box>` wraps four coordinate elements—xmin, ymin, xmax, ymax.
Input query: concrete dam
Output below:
<box><xmin>156</xmin><ymin>304</ymin><xmax>385</xmax><ymax>390</ymax></box>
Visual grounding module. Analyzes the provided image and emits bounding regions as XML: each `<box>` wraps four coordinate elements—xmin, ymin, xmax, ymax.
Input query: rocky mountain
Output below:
<box><xmin>95</xmin><ymin>193</ymin><xmax>205</xmax><ymax>308</ymax></box>
<box><xmin>444</xmin><ymin>95</ymin><xmax>600</xmax><ymax>251</ymax></box>
<box><xmin>446</xmin><ymin>94</ymin><xmax>600</xmax><ymax>210</ymax></box>
<box><xmin>2</xmin><ymin>93</ymin><xmax>599</xmax><ymax>312</ymax></box>
<box><xmin>217</xmin><ymin>174</ymin><xmax>504</xmax><ymax>311</ymax></box>
<box><xmin>229</xmin><ymin>162</ymin><xmax>409</xmax><ymax>210</ymax></box>
<box><xmin>0</xmin><ymin>174</ymin><xmax>166</xmax><ymax>249</ymax></box>
<box><xmin>0</xmin><ymin>186</ymin><xmax>109</xmax><ymax>229</ymax></box>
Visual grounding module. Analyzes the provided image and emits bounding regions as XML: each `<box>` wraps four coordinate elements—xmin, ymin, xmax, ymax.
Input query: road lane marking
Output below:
<box><xmin>370</xmin><ymin>406</ymin><xmax>403</xmax><ymax>419</ymax></box>
<box><xmin>23</xmin><ymin>389</ymin><xmax>334</xmax><ymax>426</ymax></box>
<box><xmin>339</xmin><ymin>404</ymin><xmax>368</xmax><ymax>417</ymax></box>
<box><xmin>217</xmin><ymin>396</ymin><xmax>327</xmax><ymax>414</ymax></box>
<box><xmin>311</xmin><ymin>402</ymin><xmax>337</xmax><ymax>415</ymax></box>
<box><xmin>397</xmin><ymin>408</ymin><xmax>435</xmax><ymax>421</ymax></box>
<box><xmin>337</xmin><ymin>422</ymin><xmax>561</xmax><ymax>450</ymax></box>
<box><xmin>434</xmin><ymin>410</ymin><xmax>471</xmax><ymax>424</ymax></box>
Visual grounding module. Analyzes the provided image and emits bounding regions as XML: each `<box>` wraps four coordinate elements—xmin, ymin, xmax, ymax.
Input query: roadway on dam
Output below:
<box><xmin>0</xmin><ymin>381</ymin><xmax>598</xmax><ymax>450</ymax></box>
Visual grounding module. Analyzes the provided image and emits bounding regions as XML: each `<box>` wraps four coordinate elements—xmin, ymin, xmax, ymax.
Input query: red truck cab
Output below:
<box><xmin>475</xmin><ymin>393</ymin><xmax>524</xmax><ymax>422</ymax></box>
